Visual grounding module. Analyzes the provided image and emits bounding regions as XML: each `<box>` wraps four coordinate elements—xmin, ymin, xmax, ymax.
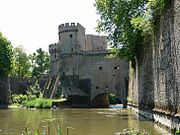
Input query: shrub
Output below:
<box><xmin>24</xmin><ymin>100</ymin><xmax>35</xmax><ymax>108</ymax></box>
<box><xmin>109</xmin><ymin>93</ymin><xmax>121</xmax><ymax>104</ymax></box>
<box><xmin>12</xmin><ymin>94</ymin><xmax>59</xmax><ymax>109</ymax></box>
<box><xmin>34</xmin><ymin>99</ymin><xmax>43</xmax><ymax>108</ymax></box>
<box><xmin>27</xmin><ymin>94</ymin><xmax>37</xmax><ymax>101</ymax></box>
<box><xmin>24</xmin><ymin>98</ymin><xmax>52</xmax><ymax>109</ymax></box>
<box><xmin>12</xmin><ymin>94</ymin><xmax>28</xmax><ymax>104</ymax></box>
<box><xmin>175</xmin><ymin>130</ymin><xmax>180</xmax><ymax>135</ymax></box>
<box><xmin>42</xmin><ymin>99</ymin><xmax>52</xmax><ymax>108</ymax></box>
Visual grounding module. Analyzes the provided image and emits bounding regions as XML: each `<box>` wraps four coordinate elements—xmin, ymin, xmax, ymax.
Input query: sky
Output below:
<box><xmin>0</xmin><ymin>0</ymin><xmax>100</xmax><ymax>54</ymax></box>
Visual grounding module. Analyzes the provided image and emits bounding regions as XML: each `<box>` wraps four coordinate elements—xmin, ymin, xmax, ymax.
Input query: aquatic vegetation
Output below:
<box><xmin>114</xmin><ymin>128</ymin><xmax>149</xmax><ymax>135</ymax></box>
<box><xmin>22</xmin><ymin>125</ymin><xmax>40</xmax><ymax>135</ymax></box>
<box><xmin>22</xmin><ymin>122</ymin><xmax>63</xmax><ymax>135</ymax></box>
<box><xmin>21</xmin><ymin>118</ymin><xmax>76</xmax><ymax>135</ymax></box>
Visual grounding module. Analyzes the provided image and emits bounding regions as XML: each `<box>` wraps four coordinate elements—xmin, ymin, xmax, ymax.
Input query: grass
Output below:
<box><xmin>12</xmin><ymin>94</ymin><xmax>66</xmax><ymax>109</ymax></box>
<box><xmin>23</xmin><ymin>98</ymin><xmax>67</xmax><ymax>109</ymax></box>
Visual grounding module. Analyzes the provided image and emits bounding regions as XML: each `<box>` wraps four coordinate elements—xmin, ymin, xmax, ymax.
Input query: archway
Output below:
<box><xmin>91</xmin><ymin>93</ymin><xmax>109</xmax><ymax>108</ymax></box>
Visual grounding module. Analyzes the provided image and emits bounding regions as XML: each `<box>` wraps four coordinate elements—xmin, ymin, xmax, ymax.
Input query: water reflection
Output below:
<box><xmin>0</xmin><ymin>108</ymin><xmax>171</xmax><ymax>135</ymax></box>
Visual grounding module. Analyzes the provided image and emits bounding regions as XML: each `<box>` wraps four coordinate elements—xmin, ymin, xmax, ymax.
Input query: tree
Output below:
<box><xmin>0</xmin><ymin>32</ymin><xmax>13</xmax><ymax>105</ymax></box>
<box><xmin>94</xmin><ymin>0</ymin><xmax>170</xmax><ymax>63</ymax></box>
<box><xmin>0</xmin><ymin>33</ymin><xmax>13</xmax><ymax>77</ymax></box>
<box><xmin>11</xmin><ymin>45</ymin><xmax>31</xmax><ymax>78</ymax></box>
<box><xmin>30</xmin><ymin>48</ymin><xmax>50</xmax><ymax>78</ymax></box>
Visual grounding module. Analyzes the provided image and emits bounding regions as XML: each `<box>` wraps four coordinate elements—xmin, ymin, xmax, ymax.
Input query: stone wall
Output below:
<box><xmin>78</xmin><ymin>53</ymin><xmax>129</xmax><ymax>101</ymax></box>
<box><xmin>128</xmin><ymin>0</ymin><xmax>180</xmax><ymax>130</ymax></box>
<box><xmin>0</xmin><ymin>77</ymin><xmax>11</xmax><ymax>105</ymax></box>
<box><xmin>85</xmin><ymin>35</ymin><xmax>107</xmax><ymax>51</ymax></box>
<box><xmin>153</xmin><ymin>0</ymin><xmax>180</xmax><ymax>114</ymax></box>
<box><xmin>128</xmin><ymin>41</ymin><xmax>154</xmax><ymax>109</ymax></box>
<box><xmin>10</xmin><ymin>77</ymin><xmax>48</xmax><ymax>94</ymax></box>
<box><xmin>58</xmin><ymin>52</ymin><xmax>129</xmax><ymax>102</ymax></box>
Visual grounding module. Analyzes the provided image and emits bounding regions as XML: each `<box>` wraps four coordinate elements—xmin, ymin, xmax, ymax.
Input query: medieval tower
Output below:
<box><xmin>47</xmin><ymin>23</ymin><xmax>129</xmax><ymax>107</ymax></box>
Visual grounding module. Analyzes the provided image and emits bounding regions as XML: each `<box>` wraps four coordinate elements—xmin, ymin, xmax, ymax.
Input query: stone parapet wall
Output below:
<box><xmin>58</xmin><ymin>23</ymin><xmax>79</xmax><ymax>34</ymax></box>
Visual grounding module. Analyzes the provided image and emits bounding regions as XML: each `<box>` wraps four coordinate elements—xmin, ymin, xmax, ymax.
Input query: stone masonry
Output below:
<box><xmin>48</xmin><ymin>23</ymin><xmax>129</xmax><ymax>106</ymax></box>
<box><xmin>128</xmin><ymin>0</ymin><xmax>180</xmax><ymax>130</ymax></box>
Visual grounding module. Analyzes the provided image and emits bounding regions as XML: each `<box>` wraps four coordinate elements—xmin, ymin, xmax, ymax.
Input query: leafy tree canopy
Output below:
<box><xmin>0</xmin><ymin>32</ymin><xmax>13</xmax><ymax>77</ymax></box>
<box><xmin>11</xmin><ymin>45</ymin><xmax>31</xmax><ymax>78</ymax></box>
<box><xmin>95</xmin><ymin>0</ymin><xmax>170</xmax><ymax>62</ymax></box>
<box><xmin>30</xmin><ymin>48</ymin><xmax>50</xmax><ymax>78</ymax></box>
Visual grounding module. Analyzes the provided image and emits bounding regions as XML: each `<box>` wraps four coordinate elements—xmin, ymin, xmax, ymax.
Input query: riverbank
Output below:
<box><xmin>128</xmin><ymin>104</ymin><xmax>180</xmax><ymax>132</ymax></box>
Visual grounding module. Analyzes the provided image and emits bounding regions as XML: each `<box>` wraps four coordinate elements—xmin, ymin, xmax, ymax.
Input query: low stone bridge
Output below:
<box><xmin>44</xmin><ymin>74</ymin><xmax>128</xmax><ymax>107</ymax></box>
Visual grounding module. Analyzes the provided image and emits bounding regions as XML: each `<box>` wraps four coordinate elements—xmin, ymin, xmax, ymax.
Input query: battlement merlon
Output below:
<box><xmin>58</xmin><ymin>23</ymin><xmax>85</xmax><ymax>34</ymax></box>
<box><xmin>49</xmin><ymin>43</ymin><xmax>59</xmax><ymax>54</ymax></box>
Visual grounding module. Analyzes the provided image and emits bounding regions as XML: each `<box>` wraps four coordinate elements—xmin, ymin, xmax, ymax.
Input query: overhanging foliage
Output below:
<box><xmin>95</xmin><ymin>0</ymin><xmax>171</xmax><ymax>62</ymax></box>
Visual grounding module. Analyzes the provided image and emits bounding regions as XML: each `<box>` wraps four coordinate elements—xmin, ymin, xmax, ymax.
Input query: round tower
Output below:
<box><xmin>58</xmin><ymin>23</ymin><xmax>85</xmax><ymax>54</ymax></box>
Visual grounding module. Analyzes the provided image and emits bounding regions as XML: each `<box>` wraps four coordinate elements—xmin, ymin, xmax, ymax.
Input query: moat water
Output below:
<box><xmin>0</xmin><ymin>108</ymin><xmax>171</xmax><ymax>135</ymax></box>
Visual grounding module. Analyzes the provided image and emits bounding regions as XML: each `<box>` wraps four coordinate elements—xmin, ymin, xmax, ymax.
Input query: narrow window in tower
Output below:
<box><xmin>99</xmin><ymin>67</ymin><xmax>102</xmax><ymax>70</ymax></box>
<box><xmin>70</xmin><ymin>34</ymin><xmax>73</xmax><ymax>38</ymax></box>
<box><xmin>114</xmin><ymin>66</ymin><xmax>120</xmax><ymax>69</ymax></box>
<box><xmin>71</xmin><ymin>48</ymin><xmax>74</xmax><ymax>52</ymax></box>
<box><xmin>73</xmin><ymin>68</ymin><xmax>74</xmax><ymax>74</ymax></box>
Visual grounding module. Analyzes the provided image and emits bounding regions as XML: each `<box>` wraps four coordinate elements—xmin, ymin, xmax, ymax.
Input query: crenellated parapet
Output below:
<box><xmin>49</xmin><ymin>43</ymin><xmax>58</xmax><ymax>54</ymax></box>
<box><xmin>58</xmin><ymin>23</ymin><xmax>84</xmax><ymax>34</ymax></box>
<box><xmin>58</xmin><ymin>23</ymin><xmax>78</xmax><ymax>34</ymax></box>
<box><xmin>57</xmin><ymin>22</ymin><xmax>85</xmax><ymax>53</ymax></box>
<box><xmin>49</xmin><ymin>43</ymin><xmax>59</xmax><ymax>62</ymax></box>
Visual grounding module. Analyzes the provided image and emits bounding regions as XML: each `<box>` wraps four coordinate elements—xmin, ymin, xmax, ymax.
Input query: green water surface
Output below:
<box><xmin>0</xmin><ymin>108</ymin><xmax>171</xmax><ymax>135</ymax></box>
